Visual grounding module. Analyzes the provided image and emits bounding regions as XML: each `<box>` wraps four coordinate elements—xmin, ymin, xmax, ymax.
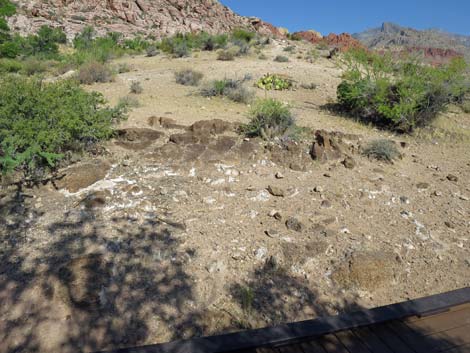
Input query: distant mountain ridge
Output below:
<box><xmin>353</xmin><ymin>22</ymin><xmax>470</xmax><ymax>60</ymax></box>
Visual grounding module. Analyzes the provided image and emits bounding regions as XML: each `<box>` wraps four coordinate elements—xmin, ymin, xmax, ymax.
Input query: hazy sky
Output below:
<box><xmin>219</xmin><ymin>0</ymin><xmax>470</xmax><ymax>36</ymax></box>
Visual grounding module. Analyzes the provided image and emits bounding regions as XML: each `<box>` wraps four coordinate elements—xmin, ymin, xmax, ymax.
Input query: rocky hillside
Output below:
<box><xmin>7</xmin><ymin>0</ymin><xmax>282</xmax><ymax>39</ymax></box>
<box><xmin>354</xmin><ymin>22</ymin><xmax>470</xmax><ymax>62</ymax></box>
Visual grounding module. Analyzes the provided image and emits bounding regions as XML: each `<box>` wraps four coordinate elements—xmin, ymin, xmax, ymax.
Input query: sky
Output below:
<box><xmin>219</xmin><ymin>0</ymin><xmax>470</xmax><ymax>36</ymax></box>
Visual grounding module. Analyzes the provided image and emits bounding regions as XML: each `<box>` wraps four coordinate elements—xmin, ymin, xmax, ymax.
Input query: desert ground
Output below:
<box><xmin>1</xmin><ymin>39</ymin><xmax>469</xmax><ymax>353</ymax></box>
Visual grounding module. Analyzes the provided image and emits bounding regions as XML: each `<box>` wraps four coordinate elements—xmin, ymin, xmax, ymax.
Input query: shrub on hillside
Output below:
<box><xmin>241</xmin><ymin>98</ymin><xmax>294</xmax><ymax>139</ymax></box>
<box><xmin>175</xmin><ymin>69</ymin><xmax>204</xmax><ymax>86</ymax></box>
<box><xmin>130</xmin><ymin>81</ymin><xmax>143</xmax><ymax>94</ymax></box>
<box><xmin>231</xmin><ymin>29</ymin><xmax>256</xmax><ymax>43</ymax></box>
<box><xmin>146</xmin><ymin>45</ymin><xmax>159</xmax><ymax>57</ymax></box>
<box><xmin>274</xmin><ymin>55</ymin><xmax>289</xmax><ymax>63</ymax></box>
<box><xmin>0</xmin><ymin>76</ymin><xmax>126</xmax><ymax>178</ymax></box>
<box><xmin>200</xmin><ymin>78</ymin><xmax>254</xmax><ymax>104</ymax></box>
<box><xmin>77</xmin><ymin>61</ymin><xmax>114</xmax><ymax>84</ymax></box>
<box><xmin>337</xmin><ymin>49</ymin><xmax>468</xmax><ymax>132</ymax></box>
<box><xmin>217</xmin><ymin>48</ymin><xmax>236</xmax><ymax>61</ymax></box>
<box><xmin>362</xmin><ymin>139</ymin><xmax>400</xmax><ymax>162</ymax></box>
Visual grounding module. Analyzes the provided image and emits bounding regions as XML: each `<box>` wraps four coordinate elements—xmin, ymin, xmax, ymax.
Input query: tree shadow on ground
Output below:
<box><xmin>0</xmin><ymin>187</ymin><xmax>200</xmax><ymax>353</ymax></box>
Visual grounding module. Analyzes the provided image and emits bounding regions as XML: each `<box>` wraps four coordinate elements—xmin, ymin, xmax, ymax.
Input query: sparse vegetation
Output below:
<box><xmin>130</xmin><ymin>81</ymin><xmax>143</xmax><ymax>94</ymax></box>
<box><xmin>175</xmin><ymin>69</ymin><xmax>204</xmax><ymax>86</ymax></box>
<box><xmin>0</xmin><ymin>76</ymin><xmax>126</xmax><ymax>178</ymax></box>
<box><xmin>274</xmin><ymin>55</ymin><xmax>289</xmax><ymax>63</ymax></box>
<box><xmin>337</xmin><ymin>48</ymin><xmax>468</xmax><ymax>132</ymax></box>
<box><xmin>146</xmin><ymin>45</ymin><xmax>159</xmax><ymax>57</ymax></box>
<box><xmin>283</xmin><ymin>45</ymin><xmax>296</xmax><ymax>53</ymax></box>
<box><xmin>200</xmin><ymin>78</ymin><xmax>254</xmax><ymax>104</ymax></box>
<box><xmin>217</xmin><ymin>48</ymin><xmax>236</xmax><ymax>61</ymax></box>
<box><xmin>362</xmin><ymin>139</ymin><xmax>400</xmax><ymax>162</ymax></box>
<box><xmin>256</xmin><ymin>73</ymin><xmax>294</xmax><ymax>91</ymax></box>
<box><xmin>77</xmin><ymin>61</ymin><xmax>114</xmax><ymax>84</ymax></box>
<box><xmin>241</xmin><ymin>98</ymin><xmax>294</xmax><ymax>139</ymax></box>
<box><xmin>301</xmin><ymin>82</ymin><xmax>317</xmax><ymax>90</ymax></box>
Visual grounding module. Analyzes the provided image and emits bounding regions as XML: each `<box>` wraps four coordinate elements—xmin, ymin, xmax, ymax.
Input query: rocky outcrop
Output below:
<box><xmin>294</xmin><ymin>31</ymin><xmax>365</xmax><ymax>52</ymax></box>
<box><xmin>8</xmin><ymin>0</ymin><xmax>283</xmax><ymax>39</ymax></box>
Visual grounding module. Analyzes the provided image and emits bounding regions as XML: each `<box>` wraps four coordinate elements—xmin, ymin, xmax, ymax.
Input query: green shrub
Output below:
<box><xmin>130</xmin><ymin>81</ymin><xmax>143</xmax><ymax>94</ymax></box>
<box><xmin>241</xmin><ymin>98</ymin><xmax>294</xmax><ymax>139</ymax></box>
<box><xmin>217</xmin><ymin>48</ymin><xmax>236</xmax><ymax>61</ymax></box>
<box><xmin>77</xmin><ymin>61</ymin><xmax>114</xmax><ymax>84</ymax></box>
<box><xmin>284</xmin><ymin>45</ymin><xmax>296</xmax><ymax>53</ymax></box>
<box><xmin>274</xmin><ymin>55</ymin><xmax>289</xmax><ymax>63</ymax></box>
<box><xmin>200</xmin><ymin>78</ymin><xmax>254</xmax><ymax>103</ymax></box>
<box><xmin>146</xmin><ymin>45</ymin><xmax>159</xmax><ymax>57</ymax></box>
<box><xmin>231</xmin><ymin>29</ymin><xmax>256</xmax><ymax>43</ymax></box>
<box><xmin>117</xmin><ymin>95</ymin><xmax>140</xmax><ymax>109</ymax></box>
<box><xmin>0</xmin><ymin>57</ymin><xmax>22</xmax><ymax>72</ymax></box>
<box><xmin>21</xmin><ymin>57</ymin><xmax>50</xmax><ymax>75</ymax></box>
<box><xmin>337</xmin><ymin>49</ymin><xmax>468</xmax><ymax>131</ymax></box>
<box><xmin>258</xmin><ymin>53</ymin><xmax>268</xmax><ymax>60</ymax></box>
<box><xmin>116</xmin><ymin>63</ymin><xmax>131</xmax><ymax>73</ymax></box>
<box><xmin>175</xmin><ymin>69</ymin><xmax>204</xmax><ymax>86</ymax></box>
<box><xmin>362</xmin><ymin>139</ymin><xmax>400</xmax><ymax>162</ymax></box>
<box><xmin>0</xmin><ymin>76</ymin><xmax>126</xmax><ymax>178</ymax></box>
<box><xmin>256</xmin><ymin>73</ymin><xmax>293</xmax><ymax>91</ymax></box>
<box><xmin>461</xmin><ymin>101</ymin><xmax>470</xmax><ymax>114</ymax></box>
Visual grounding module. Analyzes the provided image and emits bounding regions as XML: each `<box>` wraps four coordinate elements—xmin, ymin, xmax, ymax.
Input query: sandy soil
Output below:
<box><xmin>1</xmin><ymin>40</ymin><xmax>469</xmax><ymax>353</ymax></box>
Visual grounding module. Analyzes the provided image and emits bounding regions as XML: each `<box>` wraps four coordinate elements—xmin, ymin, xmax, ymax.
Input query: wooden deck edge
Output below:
<box><xmin>98</xmin><ymin>287</ymin><xmax>470</xmax><ymax>353</ymax></box>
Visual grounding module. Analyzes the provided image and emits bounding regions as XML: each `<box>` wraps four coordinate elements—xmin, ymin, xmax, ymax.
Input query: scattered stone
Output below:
<box><xmin>320</xmin><ymin>200</ymin><xmax>332</xmax><ymax>209</ymax></box>
<box><xmin>399</xmin><ymin>196</ymin><xmax>410</xmax><ymax>204</ymax></box>
<box><xmin>80</xmin><ymin>190</ymin><xmax>110</xmax><ymax>209</ymax></box>
<box><xmin>342</xmin><ymin>156</ymin><xmax>356</xmax><ymax>169</ymax></box>
<box><xmin>268</xmin><ymin>210</ymin><xmax>282</xmax><ymax>220</ymax></box>
<box><xmin>275</xmin><ymin>172</ymin><xmax>284</xmax><ymax>179</ymax></box>
<box><xmin>416</xmin><ymin>182</ymin><xmax>430</xmax><ymax>190</ymax></box>
<box><xmin>314</xmin><ymin>186</ymin><xmax>324</xmax><ymax>193</ymax></box>
<box><xmin>267</xmin><ymin>185</ymin><xmax>285</xmax><ymax>197</ymax></box>
<box><xmin>189</xmin><ymin>119</ymin><xmax>233</xmax><ymax>135</ymax></box>
<box><xmin>285</xmin><ymin>217</ymin><xmax>304</xmax><ymax>232</ymax></box>
<box><xmin>265</xmin><ymin>255</ymin><xmax>280</xmax><ymax>271</ymax></box>
<box><xmin>254</xmin><ymin>247</ymin><xmax>268</xmax><ymax>260</ymax></box>
<box><xmin>433</xmin><ymin>191</ymin><xmax>443</xmax><ymax>197</ymax></box>
<box><xmin>447</xmin><ymin>174</ymin><xmax>458</xmax><ymax>182</ymax></box>
<box><xmin>206</xmin><ymin>260</ymin><xmax>226</xmax><ymax>274</ymax></box>
<box><xmin>323</xmin><ymin>173</ymin><xmax>331</xmax><ymax>178</ymax></box>
<box><xmin>56</xmin><ymin>160</ymin><xmax>111</xmax><ymax>193</ymax></box>
<box><xmin>444</xmin><ymin>221</ymin><xmax>455</xmax><ymax>229</ymax></box>
<box><xmin>265</xmin><ymin>229</ymin><xmax>280</xmax><ymax>238</ymax></box>
<box><xmin>321</xmin><ymin>217</ymin><xmax>336</xmax><ymax>225</ymax></box>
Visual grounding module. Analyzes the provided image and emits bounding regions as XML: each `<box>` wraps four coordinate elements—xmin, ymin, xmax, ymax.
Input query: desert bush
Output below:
<box><xmin>461</xmin><ymin>101</ymin><xmax>470</xmax><ymax>114</ymax></box>
<box><xmin>258</xmin><ymin>53</ymin><xmax>268</xmax><ymax>60</ymax></box>
<box><xmin>116</xmin><ymin>63</ymin><xmax>131</xmax><ymax>73</ymax></box>
<box><xmin>241</xmin><ymin>98</ymin><xmax>294</xmax><ymax>139</ymax></box>
<box><xmin>175</xmin><ymin>69</ymin><xmax>204</xmax><ymax>86</ymax></box>
<box><xmin>274</xmin><ymin>55</ymin><xmax>289</xmax><ymax>63</ymax></box>
<box><xmin>284</xmin><ymin>45</ymin><xmax>296</xmax><ymax>53</ymax></box>
<box><xmin>77</xmin><ymin>61</ymin><xmax>114</xmax><ymax>84</ymax></box>
<box><xmin>200</xmin><ymin>78</ymin><xmax>254</xmax><ymax>103</ymax></box>
<box><xmin>337</xmin><ymin>48</ymin><xmax>468</xmax><ymax>131</ymax></box>
<box><xmin>362</xmin><ymin>139</ymin><xmax>400</xmax><ymax>162</ymax></box>
<box><xmin>146</xmin><ymin>45</ymin><xmax>159</xmax><ymax>57</ymax></box>
<box><xmin>217</xmin><ymin>48</ymin><xmax>236</xmax><ymax>61</ymax></box>
<box><xmin>301</xmin><ymin>82</ymin><xmax>317</xmax><ymax>90</ymax></box>
<box><xmin>21</xmin><ymin>57</ymin><xmax>50</xmax><ymax>75</ymax></box>
<box><xmin>117</xmin><ymin>95</ymin><xmax>140</xmax><ymax>109</ymax></box>
<box><xmin>256</xmin><ymin>73</ymin><xmax>293</xmax><ymax>91</ymax></box>
<box><xmin>0</xmin><ymin>76</ymin><xmax>126</xmax><ymax>178</ymax></box>
<box><xmin>0</xmin><ymin>57</ymin><xmax>22</xmax><ymax>72</ymax></box>
<box><xmin>130</xmin><ymin>81</ymin><xmax>143</xmax><ymax>94</ymax></box>
<box><xmin>231</xmin><ymin>28</ymin><xmax>256</xmax><ymax>43</ymax></box>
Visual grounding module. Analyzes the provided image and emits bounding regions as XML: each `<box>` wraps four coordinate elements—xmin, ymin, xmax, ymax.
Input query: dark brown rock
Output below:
<box><xmin>342</xmin><ymin>156</ymin><xmax>356</xmax><ymax>169</ymax></box>
<box><xmin>285</xmin><ymin>217</ymin><xmax>304</xmax><ymax>232</ymax></box>
<box><xmin>189</xmin><ymin>119</ymin><xmax>234</xmax><ymax>135</ymax></box>
<box><xmin>115</xmin><ymin>128</ymin><xmax>163</xmax><ymax>150</ymax></box>
<box><xmin>310</xmin><ymin>130</ymin><xmax>344</xmax><ymax>162</ymax></box>
<box><xmin>56</xmin><ymin>160</ymin><xmax>111</xmax><ymax>193</ymax></box>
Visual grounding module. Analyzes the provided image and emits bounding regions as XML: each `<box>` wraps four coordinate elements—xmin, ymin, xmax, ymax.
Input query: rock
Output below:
<box><xmin>56</xmin><ymin>160</ymin><xmax>111</xmax><ymax>193</ymax></box>
<box><xmin>267</xmin><ymin>185</ymin><xmax>285</xmax><ymax>197</ymax></box>
<box><xmin>115</xmin><ymin>128</ymin><xmax>163</xmax><ymax>150</ymax></box>
<box><xmin>444</xmin><ymin>221</ymin><xmax>455</xmax><ymax>229</ymax></box>
<box><xmin>320</xmin><ymin>200</ymin><xmax>332</xmax><ymax>209</ymax></box>
<box><xmin>57</xmin><ymin>254</ymin><xmax>109</xmax><ymax>310</ymax></box>
<box><xmin>265</xmin><ymin>229</ymin><xmax>280</xmax><ymax>238</ymax></box>
<box><xmin>169</xmin><ymin>132</ymin><xmax>211</xmax><ymax>145</ymax></box>
<box><xmin>416</xmin><ymin>182</ymin><xmax>430</xmax><ymax>190</ymax></box>
<box><xmin>285</xmin><ymin>217</ymin><xmax>304</xmax><ymax>232</ymax></box>
<box><xmin>342</xmin><ymin>156</ymin><xmax>356</xmax><ymax>169</ymax></box>
<box><xmin>310</xmin><ymin>130</ymin><xmax>345</xmax><ymax>162</ymax></box>
<box><xmin>447</xmin><ymin>174</ymin><xmax>458</xmax><ymax>182</ymax></box>
<box><xmin>206</xmin><ymin>260</ymin><xmax>226</xmax><ymax>274</ymax></box>
<box><xmin>189</xmin><ymin>119</ymin><xmax>233</xmax><ymax>135</ymax></box>
<box><xmin>147</xmin><ymin>116</ymin><xmax>185</xmax><ymax>129</ymax></box>
<box><xmin>265</xmin><ymin>255</ymin><xmax>280</xmax><ymax>271</ymax></box>
<box><xmin>80</xmin><ymin>190</ymin><xmax>111</xmax><ymax>209</ymax></box>
<box><xmin>332</xmin><ymin>251</ymin><xmax>396</xmax><ymax>291</ymax></box>
<box><xmin>399</xmin><ymin>196</ymin><xmax>410</xmax><ymax>204</ymax></box>
<box><xmin>275</xmin><ymin>172</ymin><xmax>284</xmax><ymax>179</ymax></box>
<box><xmin>433</xmin><ymin>190</ymin><xmax>443</xmax><ymax>197</ymax></box>
<box><xmin>254</xmin><ymin>247</ymin><xmax>268</xmax><ymax>260</ymax></box>
<box><xmin>268</xmin><ymin>210</ymin><xmax>282</xmax><ymax>220</ymax></box>
<box><xmin>314</xmin><ymin>186</ymin><xmax>324</xmax><ymax>193</ymax></box>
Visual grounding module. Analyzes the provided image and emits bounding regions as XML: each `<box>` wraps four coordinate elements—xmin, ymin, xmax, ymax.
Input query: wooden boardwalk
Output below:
<box><xmin>101</xmin><ymin>287</ymin><xmax>470</xmax><ymax>353</ymax></box>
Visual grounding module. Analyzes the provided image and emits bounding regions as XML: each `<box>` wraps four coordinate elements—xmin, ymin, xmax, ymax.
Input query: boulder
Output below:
<box><xmin>310</xmin><ymin>130</ymin><xmax>345</xmax><ymax>162</ymax></box>
<box><xmin>115</xmin><ymin>128</ymin><xmax>163</xmax><ymax>150</ymax></box>
<box><xmin>55</xmin><ymin>160</ymin><xmax>111</xmax><ymax>193</ymax></box>
<box><xmin>189</xmin><ymin>119</ymin><xmax>234</xmax><ymax>135</ymax></box>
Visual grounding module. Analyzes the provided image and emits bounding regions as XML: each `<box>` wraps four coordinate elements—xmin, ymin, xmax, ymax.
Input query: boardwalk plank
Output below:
<box><xmin>353</xmin><ymin>327</ymin><xmax>395</xmax><ymax>353</ymax></box>
<box><xmin>406</xmin><ymin>306</ymin><xmax>470</xmax><ymax>336</ymax></box>
<box><xmin>369</xmin><ymin>323</ymin><xmax>415</xmax><ymax>353</ymax></box>
<box><xmin>299</xmin><ymin>340</ymin><xmax>327</xmax><ymax>353</ymax></box>
<box><xmin>317</xmin><ymin>334</ymin><xmax>350</xmax><ymax>353</ymax></box>
<box><xmin>334</xmin><ymin>330</ymin><xmax>371</xmax><ymax>353</ymax></box>
<box><xmin>277</xmin><ymin>344</ymin><xmax>306</xmax><ymax>353</ymax></box>
<box><xmin>387</xmin><ymin>321</ymin><xmax>439</xmax><ymax>353</ymax></box>
<box><xmin>442</xmin><ymin>343</ymin><xmax>470</xmax><ymax>353</ymax></box>
<box><xmin>431</xmin><ymin>325</ymin><xmax>470</xmax><ymax>351</ymax></box>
